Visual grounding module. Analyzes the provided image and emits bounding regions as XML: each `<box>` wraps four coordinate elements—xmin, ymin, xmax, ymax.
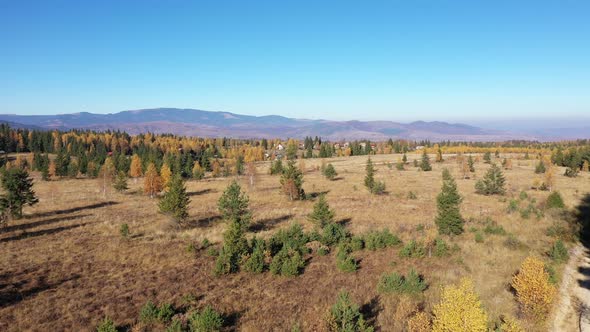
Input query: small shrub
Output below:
<box><xmin>350</xmin><ymin>236</ymin><xmax>365</xmax><ymax>251</ymax></box>
<box><xmin>519</xmin><ymin>191</ymin><xmax>528</xmax><ymax>200</ymax></box>
<box><xmin>377</xmin><ymin>271</ymin><xmax>404</xmax><ymax>293</ymax></box>
<box><xmin>321</xmin><ymin>222</ymin><xmax>348</xmax><ymax>246</ymax></box>
<box><xmin>507</xmin><ymin>199</ymin><xmax>519</xmax><ymax>213</ymax></box>
<box><xmin>433</xmin><ymin>238</ymin><xmax>449</xmax><ymax>257</ymax></box>
<box><xmin>474</xmin><ymin>232</ymin><xmax>484</xmax><ymax>243</ymax></box>
<box><xmin>371</xmin><ymin>181</ymin><xmax>386</xmax><ymax>195</ymax></box>
<box><xmin>399</xmin><ymin>240</ymin><xmax>426</xmax><ymax>258</ymax></box>
<box><xmin>403</xmin><ymin>269</ymin><xmax>427</xmax><ymax>294</ymax></box>
<box><xmin>323</xmin><ymin>164</ymin><xmax>338</xmax><ymax>180</ymax></box>
<box><xmin>139</xmin><ymin>300</ymin><xmax>159</xmax><ymax>324</ymax></box>
<box><xmin>317</xmin><ymin>246</ymin><xmax>329</xmax><ymax>256</ymax></box>
<box><xmin>336</xmin><ymin>243</ymin><xmax>358</xmax><ymax>272</ymax></box>
<box><xmin>96</xmin><ymin>316</ymin><xmax>117</xmax><ymax>332</ymax></box>
<box><xmin>504</xmin><ymin>234</ymin><xmax>524</xmax><ymax>250</ymax></box>
<box><xmin>201</xmin><ymin>238</ymin><xmax>211</xmax><ymax>248</ymax></box>
<box><xmin>120</xmin><ymin>223</ymin><xmax>129</xmax><ymax>238</ymax></box>
<box><xmin>206</xmin><ymin>247</ymin><xmax>219</xmax><ymax>257</ymax></box>
<box><xmin>166</xmin><ymin>319</ymin><xmax>183</xmax><ymax>332</ymax></box>
<box><xmin>270</xmin><ymin>248</ymin><xmax>305</xmax><ymax>277</ymax></box>
<box><xmin>548</xmin><ymin>240</ymin><xmax>568</xmax><ymax>263</ymax></box>
<box><xmin>483</xmin><ymin>223</ymin><xmax>506</xmax><ymax>236</ymax></box>
<box><xmin>157</xmin><ymin>303</ymin><xmax>174</xmax><ymax>323</ymax></box>
<box><xmin>244</xmin><ymin>240</ymin><xmax>266</xmax><ymax>273</ymax></box>
<box><xmin>546</xmin><ymin>191</ymin><xmax>565</xmax><ymax>209</ymax></box>
<box><xmin>364</xmin><ymin>229</ymin><xmax>401</xmax><ymax>251</ymax></box>
<box><xmin>188</xmin><ymin>305</ymin><xmax>224</xmax><ymax>332</ymax></box>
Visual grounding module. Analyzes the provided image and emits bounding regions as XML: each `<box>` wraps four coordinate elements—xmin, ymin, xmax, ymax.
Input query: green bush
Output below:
<box><xmin>244</xmin><ymin>239</ymin><xmax>266</xmax><ymax>273</ymax></box>
<box><xmin>377</xmin><ymin>269</ymin><xmax>426</xmax><ymax>295</ymax></box>
<box><xmin>269</xmin><ymin>223</ymin><xmax>309</xmax><ymax>256</ymax></box>
<box><xmin>549</xmin><ymin>240</ymin><xmax>569</xmax><ymax>263</ymax></box>
<box><xmin>157</xmin><ymin>303</ymin><xmax>174</xmax><ymax>323</ymax></box>
<box><xmin>165</xmin><ymin>319</ymin><xmax>183</xmax><ymax>332</ymax></box>
<box><xmin>321</xmin><ymin>222</ymin><xmax>348</xmax><ymax>246</ymax></box>
<box><xmin>269</xmin><ymin>248</ymin><xmax>305</xmax><ymax>276</ymax></box>
<box><xmin>308</xmin><ymin>194</ymin><xmax>336</xmax><ymax>228</ymax></box>
<box><xmin>546</xmin><ymin>191</ymin><xmax>565</xmax><ymax>209</ymax></box>
<box><xmin>120</xmin><ymin>223</ymin><xmax>129</xmax><ymax>238</ymax></box>
<box><xmin>399</xmin><ymin>240</ymin><xmax>425</xmax><ymax>258</ymax></box>
<box><xmin>483</xmin><ymin>222</ymin><xmax>506</xmax><ymax>235</ymax></box>
<box><xmin>139</xmin><ymin>300</ymin><xmax>159</xmax><ymax>324</ymax></box>
<box><xmin>317</xmin><ymin>246</ymin><xmax>329</xmax><ymax>256</ymax></box>
<box><xmin>364</xmin><ymin>229</ymin><xmax>401</xmax><ymax>251</ymax></box>
<box><xmin>323</xmin><ymin>164</ymin><xmax>338</xmax><ymax>180</ymax></box>
<box><xmin>270</xmin><ymin>159</ymin><xmax>284</xmax><ymax>175</ymax></box>
<box><xmin>350</xmin><ymin>236</ymin><xmax>365</xmax><ymax>251</ymax></box>
<box><xmin>96</xmin><ymin>316</ymin><xmax>117</xmax><ymax>332</ymax></box>
<box><xmin>328</xmin><ymin>291</ymin><xmax>374</xmax><ymax>332</ymax></box>
<box><xmin>507</xmin><ymin>199</ymin><xmax>519</xmax><ymax>213</ymax></box>
<box><xmin>433</xmin><ymin>238</ymin><xmax>449</xmax><ymax>257</ymax></box>
<box><xmin>503</xmin><ymin>234</ymin><xmax>524</xmax><ymax>250</ymax></box>
<box><xmin>370</xmin><ymin>181</ymin><xmax>386</xmax><ymax>195</ymax></box>
<box><xmin>407</xmin><ymin>191</ymin><xmax>417</xmax><ymax>199</ymax></box>
<box><xmin>189</xmin><ymin>305</ymin><xmax>224</xmax><ymax>332</ymax></box>
<box><xmin>474</xmin><ymin>232</ymin><xmax>484</xmax><ymax>243</ymax></box>
<box><xmin>336</xmin><ymin>243</ymin><xmax>357</xmax><ymax>272</ymax></box>
<box><xmin>475</xmin><ymin>164</ymin><xmax>506</xmax><ymax>195</ymax></box>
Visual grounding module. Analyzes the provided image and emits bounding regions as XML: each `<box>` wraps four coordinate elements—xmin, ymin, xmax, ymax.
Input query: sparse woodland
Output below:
<box><xmin>1</xmin><ymin>124</ymin><xmax>590</xmax><ymax>331</ymax></box>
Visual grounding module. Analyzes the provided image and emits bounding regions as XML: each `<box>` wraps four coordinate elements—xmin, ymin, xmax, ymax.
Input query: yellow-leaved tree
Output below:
<box><xmin>129</xmin><ymin>154</ymin><xmax>143</xmax><ymax>180</ymax></box>
<box><xmin>432</xmin><ymin>278</ymin><xmax>488</xmax><ymax>332</ymax></box>
<box><xmin>160</xmin><ymin>163</ymin><xmax>172</xmax><ymax>189</ymax></box>
<box><xmin>144</xmin><ymin>163</ymin><xmax>163</xmax><ymax>198</ymax></box>
<box><xmin>511</xmin><ymin>256</ymin><xmax>556</xmax><ymax>320</ymax></box>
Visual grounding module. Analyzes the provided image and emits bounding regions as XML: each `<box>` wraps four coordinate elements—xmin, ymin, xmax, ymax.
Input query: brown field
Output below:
<box><xmin>0</xmin><ymin>153</ymin><xmax>588</xmax><ymax>331</ymax></box>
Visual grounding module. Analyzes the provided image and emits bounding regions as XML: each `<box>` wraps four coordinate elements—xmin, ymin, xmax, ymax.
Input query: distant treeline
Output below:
<box><xmin>0</xmin><ymin>124</ymin><xmax>589</xmax><ymax>179</ymax></box>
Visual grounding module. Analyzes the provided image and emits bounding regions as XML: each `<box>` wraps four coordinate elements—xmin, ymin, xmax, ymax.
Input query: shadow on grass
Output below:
<box><xmin>25</xmin><ymin>201</ymin><xmax>118</xmax><ymax>219</ymax></box>
<box><xmin>185</xmin><ymin>215</ymin><xmax>223</xmax><ymax>228</ymax></box>
<box><xmin>0</xmin><ymin>222</ymin><xmax>92</xmax><ymax>243</ymax></box>
<box><xmin>187</xmin><ymin>189</ymin><xmax>215</xmax><ymax>197</ymax></box>
<box><xmin>2</xmin><ymin>214</ymin><xmax>92</xmax><ymax>233</ymax></box>
<box><xmin>0</xmin><ymin>274</ymin><xmax>80</xmax><ymax>308</ymax></box>
<box><xmin>249</xmin><ymin>214</ymin><xmax>294</xmax><ymax>232</ymax></box>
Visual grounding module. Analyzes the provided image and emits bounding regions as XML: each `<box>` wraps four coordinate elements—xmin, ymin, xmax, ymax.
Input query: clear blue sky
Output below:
<box><xmin>1</xmin><ymin>0</ymin><xmax>589</xmax><ymax>122</ymax></box>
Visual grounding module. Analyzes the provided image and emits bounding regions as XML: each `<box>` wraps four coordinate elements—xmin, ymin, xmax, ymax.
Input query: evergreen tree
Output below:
<box><xmin>435</xmin><ymin>169</ymin><xmax>463</xmax><ymax>235</ymax></box>
<box><xmin>158</xmin><ymin>174</ymin><xmax>190</xmax><ymax>223</ymax></box>
<box><xmin>113</xmin><ymin>171</ymin><xmax>129</xmax><ymax>192</ymax></box>
<box><xmin>535</xmin><ymin>160</ymin><xmax>546</xmax><ymax>174</ymax></box>
<box><xmin>328</xmin><ymin>291</ymin><xmax>374</xmax><ymax>332</ymax></box>
<box><xmin>270</xmin><ymin>159</ymin><xmax>284</xmax><ymax>175</ymax></box>
<box><xmin>0</xmin><ymin>168</ymin><xmax>39</xmax><ymax>219</ymax></box>
<box><xmin>218</xmin><ymin>180</ymin><xmax>251</xmax><ymax>227</ymax></box>
<box><xmin>364</xmin><ymin>157</ymin><xmax>375</xmax><ymax>190</ymax></box>
<box><xmin>402</xmin><ymin>153</ymin><xmax>407</xmax><ymax>163</ymax></box>
<box><xmin>215</xmin><ymin>219</ymin><xmax>249</xmax><ymax>275</ymax></box>
<box><xmin>483</xmin><ymin>151</ymin><xmax>492</xmax><ymax>164</ymax></box>
<box><xmin>475</xmin><ymin>164</ymin><xmax>506</xmax><ymax>195</ymax></box>
<box><xmin>323</xmin><ymin>163</ymin><xmax>337</xmax><ymax>180</ymax></box>
<box><xmin>420</xmin><ymin>150</ymin><xmax>432</xmax><ymax>171</ymax></box>
<box><xmin>54</xmin><ymin>150</ymin><xmax>70</xmax><ymax>176</ymax></box>
<box><xmin>280</xmin><ymin>160</ymin><xmax>304</xmax><ymax>200</ymax></box>
<box><xmin>308</xmin><ymin>194</ymin><xmax>335</xmax><ymax>228</ymax></box>
<box><xmin>467</xmin><ymin>155</ymin><xmax>475</xmax><ymax>172</ymax></box>
<box><xmin>160</xmin><ymin>163</ymin><xmax>172</xmax><ymax>189</ymax></box>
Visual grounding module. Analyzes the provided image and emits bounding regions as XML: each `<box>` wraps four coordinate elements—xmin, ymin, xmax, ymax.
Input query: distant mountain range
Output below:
<box><xmin>0</xmin><ymin>108</ymin><xmax>584</xmax><ymax>141</ymax></box>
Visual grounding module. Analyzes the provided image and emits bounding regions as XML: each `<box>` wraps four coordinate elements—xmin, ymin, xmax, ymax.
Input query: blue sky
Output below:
<box><xmin>1</xmin><ymin>0</ymin><xmax>589</xmax><ymax>122</ymax></box>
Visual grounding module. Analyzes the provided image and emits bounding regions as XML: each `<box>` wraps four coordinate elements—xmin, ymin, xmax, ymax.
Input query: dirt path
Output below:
<box><xmin>551</xmin><ymin>244</ymin><xmax>590</xmax><ymax>332</ymax></box>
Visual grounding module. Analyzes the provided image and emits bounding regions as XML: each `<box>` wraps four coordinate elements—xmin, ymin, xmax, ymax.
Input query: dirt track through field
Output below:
<box><xmin>551</xmin><ymin>244</ymin><xmax>590</xmax><ymax>332</ymax></box>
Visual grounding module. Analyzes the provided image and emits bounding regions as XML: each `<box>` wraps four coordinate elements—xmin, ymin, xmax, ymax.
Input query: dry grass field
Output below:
<box><xmin>0</xmin><ymin>153</ymin><xmax>588</xmax><ymax>331</ymax></box>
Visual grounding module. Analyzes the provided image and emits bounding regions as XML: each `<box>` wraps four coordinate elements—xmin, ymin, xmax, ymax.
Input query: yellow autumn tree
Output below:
<box><xmin>408</xmin><ymin>311</ymin><xmax>431</xmax><ymax>332</ymax></box>
<box><xmin>160</xmin><ymin>163</ymin><xmax>172</xmax><ymax>189</ymax></box>
<box><xmin>432</xmin><ymin>278</ymin><xmax>488</xmax><ymax>332</ymax></box>
<box><xmin>144</xmin><ymin>163</ymin><xmax>163</xmax><ymax>198</ymax></box>
<box><xmin>511</xmin><ymin>256</ymin><xmax>556</xmax><ymax>320</ymax></box>
<box><xmin>192</xmin><ymin>162</ymin><xmax>204</xmax><ymax>180</ymax></box>
<box><xmin>129</xmin><ymin>154</ymin><xmax>143</xmax><ymax>179</ymax></box>
<box><xmin>499</xmin><ymin>316</ymin><xmax>524</xmax><ymax>332</ymax></box>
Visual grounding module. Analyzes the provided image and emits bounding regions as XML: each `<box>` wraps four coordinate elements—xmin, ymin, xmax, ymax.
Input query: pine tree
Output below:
<box><xmin>308</xmin><ymin>194</ymin><xmax>335</xmax><ymax>228</ymax></box>
<box><xmin>402</xmin><ymin>153</ymin><xmax>408</xmax><ymax>163</ymax></box>
<box><xmin>54</xmin><ymin>150</ymin><xmax>70</xmax><ymax>176</ymax></box>
<box><xmin>0</xmin><ymin>168</ymin><xmax>39</xmax><ymax>219</ymax></box>
<box><xmin>280</xmin><ymin>160</ymin><xmax>304</xmax><ymax>200</ymax></box>
<box><xmin>483</xmin><ymin>151</ymin><xmax>492</xmax><ymax>164</ymax></box>
<box><xmin>327</xmin><ymin>291</ymin><xmax>374</xmax><ymax>332</ymax></box>
<box><xmin>143</xmin><ymin>162</ymin><xmax>163</xmax><ymax>198</ymax></box>
<box><xmin>535</xmin><ymin>160</ymin><xmax>546</xmax><ymax>174</ymax></box>
<box><xmin>467</xmin><ymin>155</ymin><xmax>475</xmax><ymax>172</ymax></box>
<box><xmin>159</xmin><ymin>174</ymin><xmax>190</xmax><ymax>223</ymax></box>
<box><xmin>475</xmin><ymin>164</ymin><xmax>506</xmax><ymax>195</ymax></box>
<box><xmin>218</xmin><ymin>180</ymin><xmax>251</xmax><ymax>227</ymax></box>
<box><xmin>215</xmin><ymin>218</ymin><xmax>249</xmax><ymax>275</ymax></box>
<box><xmin>323</xmin><ymin>163</ymin><xmax>337</xmax><ymax>180</ymax></box>
<box><xmin>435</xmin><ymin>169</ymin><xmax>463</xmax><ymax>235</ymax></box>
<box><xmin>420</xmin><ymin>151</ymin><xmax>432</xmax><ymax>171</ymax></box>
<box><xmin>364</xmin><ymin>157</ymin><xmax>375</xmax><ymax>190</ymax></box>
<box><xmin>113</xmin><ymin>171</ymin><xmax>129</xmax><ymax>192</ymax></box>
